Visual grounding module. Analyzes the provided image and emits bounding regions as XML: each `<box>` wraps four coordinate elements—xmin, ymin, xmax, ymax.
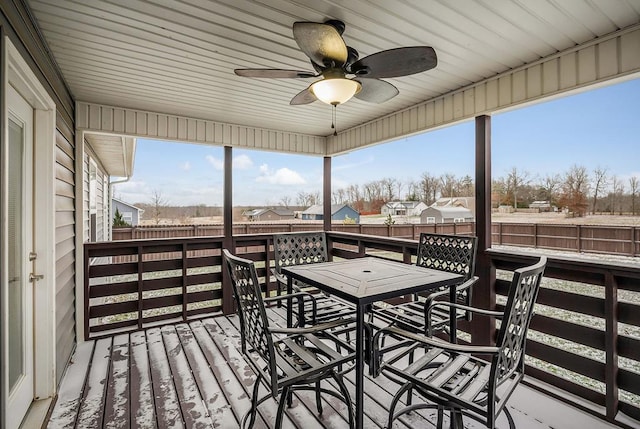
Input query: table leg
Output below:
<box><xmin>449</xmin><ymin>285</ymin><xmax>457</xmax><ymax>343</ymax></box>
<box><xmin>355</xmin><ymin>304</ymin><xmax>365</xmax><ymax>429</ymax></box>
<box><xmin>287</xmin><ymin>276</ymin><xmax>293</xmax><ymax>328</ymax></box>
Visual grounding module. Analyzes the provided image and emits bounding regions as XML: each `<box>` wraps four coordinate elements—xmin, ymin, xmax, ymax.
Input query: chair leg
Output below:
<box><xmin>436</xmin><ymin>406</ymin><xmax>444</xmax><ymax>429</ymax></box>
<box><xmin>276</xmin><ymin>386</ymin><xmax>291</xmax><ymax>428</ymax></box>
<box><xmin>243</xmin><ymin>379</ymin><xmax>261</xmax><ymax>429</ymax></box>
<box><xmin>451</xmin><ymin>408</ymin><xmax>464</xmax><ymax>429</ymax></box>
<box><xmin>315</xmin><ymin>381</ymin><xmax>323</xmax><ymax>414</ymax></box>
<box><xmin>387</xmin><ymin>382</ymin><xmax>413</xmax><ymax>429</ymax></box>
<box><xmin>332</xmin><ymin>372</ymin><xmax>355</xmax><ymax>429</ymax></box>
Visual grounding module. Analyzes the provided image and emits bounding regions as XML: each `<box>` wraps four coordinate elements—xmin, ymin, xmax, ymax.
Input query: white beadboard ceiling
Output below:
<box><xmin>28</xmin><ymin>0</ymin><xmax>640</xmax><ymax>138</ymax></box>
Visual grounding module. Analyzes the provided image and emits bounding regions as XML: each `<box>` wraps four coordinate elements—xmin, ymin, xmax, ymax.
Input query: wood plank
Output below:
<box><xmin>46</xmin><ymin>341</ymin><xmax>94</xmax><ymax>428</ymax></box>
<box><xmin>146</xmin><ymin>327</ymin><xmax>185</xmax><ymax>429</ymax></box>
<box><xmin>130</xmin><ymin>331</ymin><xmax>157</xmax><ymax>428</ymax></box>
<box><xmin>202</xmin><ymin>317</ymin><xmax>301</xmax><ymax>428</ymax></box>
<box><xmin>160</xmin><ymin>325</ymin><xmax>213</xmax><ymax>428</ymax></box>
<box><xmin>175</xmin><ymin>323</ymin><xmax>237</xmax><ymax>427</ymax></box>
<box><xmin>76</xmin><ymin>338</ymin><xmax>112</xmax><ymax>428</ymax></box>
<box><xmin>189</xmin><ymin>320</ymin><xmax>268</xmax><ymax>429</ymax></box>
<box><xmin>104</xmin><ymin>334</ymin><xmax>130</xmax><ymax>428</ymax></box>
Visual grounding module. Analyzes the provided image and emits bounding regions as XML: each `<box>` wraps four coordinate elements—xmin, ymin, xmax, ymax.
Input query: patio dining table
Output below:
<box><xmin>282</xmin><ymin>257</ymin><xmax>463</xmax><ymax>429</ymax></box>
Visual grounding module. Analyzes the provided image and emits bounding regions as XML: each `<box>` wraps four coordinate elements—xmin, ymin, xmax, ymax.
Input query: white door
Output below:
<box><xmin>6</xmin><ymin>85</ymin><xmax>35</xmax><ymax>429</ymax></box>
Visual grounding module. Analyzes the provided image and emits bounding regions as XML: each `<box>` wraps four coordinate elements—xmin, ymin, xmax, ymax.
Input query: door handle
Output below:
<box><xmin>30</xmin><ymin>273</ymin><xmax>44</xmax><ymax>282</ymax></box>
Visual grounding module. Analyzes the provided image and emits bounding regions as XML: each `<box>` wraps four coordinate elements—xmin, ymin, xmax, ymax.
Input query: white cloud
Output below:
<box><xmin>233</xmin><ymin>154</ymin><xmax>253</xmax><ymax>170</ymax></box>
<box><xmin>256</xmin><ymin>164</ymin><xmax>306</xmax><ymax>185</ymax></box>
<box><xmin>205</xmin><ymin>155</ymin><xmax>224</xmax><ymax>170</ymax></box>
<box><xmin>206</xmin><ymin>154</ymin><xmax>253</xmax><ymax>170</ymax></box>
<box><xmin>179</xmin><ymin>161</ymin><xmax>191</xmax><ymax>171</ymax></box>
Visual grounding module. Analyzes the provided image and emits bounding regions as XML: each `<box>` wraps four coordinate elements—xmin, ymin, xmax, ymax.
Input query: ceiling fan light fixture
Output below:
<box><xmin>310</xmin><ymin>77</ymin><xmax>361</xmax><ymax>105</ymax></box>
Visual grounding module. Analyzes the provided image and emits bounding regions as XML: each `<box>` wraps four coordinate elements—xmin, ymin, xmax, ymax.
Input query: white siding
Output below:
<box><xmin>77</xmin><ymin>102</ymin><xmax>327</xmax><ymax>156</ymax></box>
<box><xmin>327</xmin><ymin>26</ymin><xmax>640</xmax><ymax>155</ymax></box>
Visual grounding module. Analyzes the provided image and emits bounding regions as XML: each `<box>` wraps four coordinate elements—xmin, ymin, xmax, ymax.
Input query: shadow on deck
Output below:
<box><xmin>47</xmin><ymin>309</ymin><xmax>618</xmax><ymax>428</ymax></box>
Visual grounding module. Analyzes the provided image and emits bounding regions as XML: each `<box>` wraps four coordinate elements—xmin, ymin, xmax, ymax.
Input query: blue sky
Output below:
<box><xmin>115</xmin><ymin>77</ymin><xmax>640</xmax><ymax>206</ymax></box>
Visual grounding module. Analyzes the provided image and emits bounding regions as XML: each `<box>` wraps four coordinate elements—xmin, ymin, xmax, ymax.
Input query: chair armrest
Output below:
<box><xmin>269</xmin><ymin>317</ymin><xmax>356</xmax><ymax>335</ymax></box>
<box><xmin>271</xmin><ymin>268</ymin><xmax>286</xmax><ymax>285</ymax></box>
<box><xmin>264</xmin><ymin>291</ymin><xmax>318</xmax><ymax>325</ymax></box>
<box><xmin>371</xmin><ymin>324</ymin><xmax>499</xmax><ymax>376</ymax></box>
<box><xmin>426</xmin><ymin>298</ymin><xmax>502</xmax><ymax>336</ymax></box>
<box><xmin>423</xmin><ymin>276</ymin><xmax>478</xmax><ymax>304</ymax></box>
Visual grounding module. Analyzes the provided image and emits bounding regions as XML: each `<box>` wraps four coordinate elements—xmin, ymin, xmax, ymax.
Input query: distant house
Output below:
<box><xmin>242</xmin><ymin>207</ymin><xmax>295</xmax><ymax>221</ymax></box>
<box><xmin>302</xmin><ymin>204</ymin><xmax>360</xmax><ymax>223</ymax></box>
<box><xmin>112</xmin><ymin>198</ymin><xmax>144</xmax><ymax>226</ymax></box>
<box><xmin>420</xmin><ymin>206</ymin><xmax>474</xmax><ymax>224</ymax></box>
<box><xmin>381</xmin><ymin>201</ymin><xmax>428</xmax><ymax>216</ymax></box>
<box><xmin>529</xmin><ymin>200</ymin><xmax>552</xmax><ymax>212</ymax></box>
<box><xmin>432</xmin><ymin>197</ymin><xmax>475</xmax><ymax>214</ymax></box>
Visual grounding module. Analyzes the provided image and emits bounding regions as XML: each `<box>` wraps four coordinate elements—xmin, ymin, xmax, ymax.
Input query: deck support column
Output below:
<box><xmin>323</xmin><ymin>156</ymin><xmax>331</xmax><ymax>232</ymax></box>
<box><xmin>222</xmin><ymin>145</ymin><xmax>234</xmax><ymax>315</ymax></box>
<box><xmin>472</xmin><ymin>115</ymin><xmax>496</xmax><ymax>346</ymax></box>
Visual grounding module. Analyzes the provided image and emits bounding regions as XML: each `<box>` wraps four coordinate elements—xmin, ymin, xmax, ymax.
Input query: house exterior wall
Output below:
<box><xmin>112</xmin><ymin>199</ymin><xmax>141</xmax><ymax>225</ymax></box>
<box><xmin>83</xmin><ymin>144</ymin><xmax>110</xmax><ymax>242</ymax></box>
<box><xmin>1</xmin><ymin>0</ymin><xmax>77</xmax><ymax>396</ymax></box>
<box><xmin>333</xmin><ymin>206</ymin><xmax>360</xmax><ymax>223</ymax></box>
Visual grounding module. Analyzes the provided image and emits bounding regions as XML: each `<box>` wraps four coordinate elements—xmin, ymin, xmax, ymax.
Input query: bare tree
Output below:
<box><xmin>458</xmin><ymin>175</ymin><xmax>474</xmax><ymax>196</ymax></box>
<box><xmin>405</xmin><ymin>180</ymin><xmax>421</xmax><ymax>201</ymax></box>
<box><xmin>591</xmin><ymin>167</ymin><xmax>608</xmax><ymax>214</ymax></box>
<box><xmin>380</xmin><ymin>177</ymin><xmax>398</xmax><ymax>201</ymax></box>
<box><xmin>559</xmin><ymin>165</ymin><xmax>589</xmax><ymax>216</ymax></box>
<box><xmin>332</xmin><ymin>188</ymin><xmax>347</xmax><ymax>205</ymax></box>
<box><xmin>507</xmin><ymin>167</ymin><xmax>531</xmax><ymax>210</ymax></box>
<box><xmin>149</xmin><ymin>189</ymin><xmax>169</xmax><ymax>225</ymax></box>
<box><xmin>279</xmin><ymin>195</ymin><xmax>291</xmax><ymax>208</ymax></box>
<box><xmin>610</xmin><ymin>175</ymin><xmax>623</xmax><ymax>215</ymax></box>
<box><xmin>539</xmin><ymin>173</ymin><xmax>561</xmax><ymax>203</ymax></box>
<box><xmin>420</xmin><ymin>173</ymin><xmax>439</xmax><ymax>205</ymax></box>
<box><xmin>630</xmin><ymin>175</ymin><xmax>639</xmax><ymax>216</ymax></box>
<box><xmin>609</xmin><ymin>175</ymin><xmax>624</xmax><ymax>214</ymax></box>
<box><xmin>439</xmin><ymin>173</ymin><xmax>457</xmax><ymax>200</ymax></box>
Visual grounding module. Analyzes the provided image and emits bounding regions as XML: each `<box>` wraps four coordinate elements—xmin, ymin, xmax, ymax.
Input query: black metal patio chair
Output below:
<box><xmin>372</xmin><ymin>233</ymin><xmax>478</xmax><ymax>338</ymax></box>
<box><xmin>272</xmin><ymin>232</ymin><xmax>355</xmax><ymax>326</ymax></box>
<box><xmin>372</xmin><ymin>256</ymin><xmax>547</xmax><ymax>429</ymax></box>
<box><xmin>223</xmin><ymin>249</ymin><xmax>356</xmax><ymax>428</ymax></box>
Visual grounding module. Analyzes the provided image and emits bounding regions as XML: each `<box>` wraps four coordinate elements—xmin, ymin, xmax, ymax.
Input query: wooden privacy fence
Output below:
<box><xmin>113</xmin><ymin>222</ymin><xmax>640</xmax><ymax>257</ymax></box>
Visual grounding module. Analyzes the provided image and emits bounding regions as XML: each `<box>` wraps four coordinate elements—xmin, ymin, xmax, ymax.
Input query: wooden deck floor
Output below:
<box><xmin>46</xmin><ymin>309</ymin><xmax>617</xmax><ymax>429</ymax></box>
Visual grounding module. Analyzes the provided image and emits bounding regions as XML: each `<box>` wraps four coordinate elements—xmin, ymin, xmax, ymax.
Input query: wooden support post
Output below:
<box><xmin>604</xmin><ymin>271</ymin><xmax>619</xmax><ymax>421</ymax></box>
<box><xmin>323</xmin><ymin>156</ymin><xmax>331</xmax><ymax>232</ymax></box>
<box><xmin>222</xmin><ymin>146</ymin><xmax>234</xmax><ymax>315</ymax></box>
<box><xmin>472</xmin><ymin>115</ymin><xmax>496</xmax><ymax>346</ymax></box>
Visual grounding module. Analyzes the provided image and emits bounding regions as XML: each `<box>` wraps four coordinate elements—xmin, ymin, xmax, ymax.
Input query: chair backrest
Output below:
<box><xmin>491</xmin><ymin>256</ymin><xmax>547</xmax><ymax>387</ymax></box>
<box><xmin>416</xmin><ymin>233</ymin><xmax>477</xmax><ymax>281</ymax></box>
<box><xmin>223</xmin><ymin>249</ymin><xmax>278</xmax><ymax>389</ymax></box>
<box><xmin>273</xmin><ymin>232</ymin><xmax>328</xmax><ymax>275</ymax></box>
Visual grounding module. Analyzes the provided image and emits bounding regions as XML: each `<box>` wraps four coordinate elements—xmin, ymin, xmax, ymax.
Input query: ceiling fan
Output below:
<box><xmin>234</xmin><ymin>19</ymin><xmax>437</xmax><ymax>107</ymax></box>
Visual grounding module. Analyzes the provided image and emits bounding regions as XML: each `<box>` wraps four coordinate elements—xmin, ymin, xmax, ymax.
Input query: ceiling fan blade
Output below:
<box><xmin>355</xmin><ymin>78</ymin><xmax>399</xmax><ymax>103</ymax></box>
<box><xmin>290</xmin><ymin>87</ymin><xmax>317</xmax><ymax>105</ymax></box>
<box><xmin>350</xmin><ymin>46</ymin><xmax>437</xmax><ymax>78</ymax></box>
<box><xmin>293</xmin><ymin>22</ymin><xmax>348</xmax><ymax>68</ymax></box>
<box><xmin>234</xmin><ymin>69</ymin><xmax>317</xmax><ymax>78</ymax></box>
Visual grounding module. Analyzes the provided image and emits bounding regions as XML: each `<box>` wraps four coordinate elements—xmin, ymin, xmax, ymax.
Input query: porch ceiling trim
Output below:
<box><xmin>76</xmin><ymin>101</ymin><xmax>328</xmax><ymax>156</ymax></box>
<box><xmin>327</xmin><ymin>24</ymin><xmax>640</xmax><ymax>156</ymax></box>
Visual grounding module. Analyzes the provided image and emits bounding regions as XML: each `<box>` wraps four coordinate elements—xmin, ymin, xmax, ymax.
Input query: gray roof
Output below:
<box><xmin>302</xmin><ymin>204</ymin><xmax>357</xmax><ymax>215</ymax></box>
<box><xmin>112</xmin><ymin>198</ymin><xmax>144</xmax><ymax>213</ymax></box>
<box><xmin>246</xmin><ymin>207</ymin><xmax>294</xmax><ymax>216</ymax></box>
<box><xmin>423</xmin><ymin>206</ymin><xmax>473</xmax><ymax>218</ymax></box>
